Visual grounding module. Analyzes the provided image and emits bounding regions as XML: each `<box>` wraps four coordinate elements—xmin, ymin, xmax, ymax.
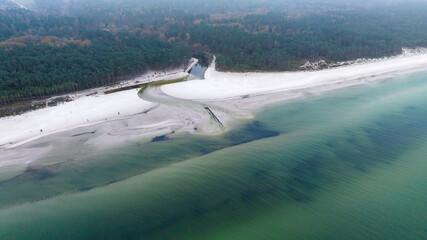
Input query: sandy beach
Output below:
<box><xmin>0</xmin><ymin>58</ymin><xmax>199</xmax><ymax>148</ymax></box>
<box><xmin>1</xmin><ymin>49</ymin><xmax>427</xmax><ymax>162</ymax></box>
<box><xmin>162</xmin><ymin>49</ymin><xmax>427</xmax><ymax>100</ymax></box>
<box><xmin>0</xmin><ymin>89</ymin><xmax>156</xmax><ymax>148</ymax></box>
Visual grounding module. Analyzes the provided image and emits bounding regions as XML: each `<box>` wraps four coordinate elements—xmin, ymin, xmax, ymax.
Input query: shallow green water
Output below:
<box><xmin>1</xmin><ymin>71</ymin><xmax>427</xmax><ymax>239</ymax></box>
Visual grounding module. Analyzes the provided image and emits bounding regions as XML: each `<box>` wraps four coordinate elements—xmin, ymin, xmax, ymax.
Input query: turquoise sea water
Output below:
<box><xmin>1</xmin><ymin>71</ymin><xmax>427</xmax><ymax>239</ymax></box>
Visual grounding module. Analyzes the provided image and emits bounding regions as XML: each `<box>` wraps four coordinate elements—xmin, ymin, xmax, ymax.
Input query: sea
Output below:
<box><xmin>0</xmin><ymin>68</ymin><xmax>426</xmax><ymax>240</ymax></box>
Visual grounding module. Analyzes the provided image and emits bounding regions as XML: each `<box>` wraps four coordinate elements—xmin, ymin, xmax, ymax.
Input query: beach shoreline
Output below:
<box><xmin>0</xmin><ymin>58</ymin><xmax>199</xmax><ymax>147</ymax></box>
<box><xmin>1</xmin><ymin>49</ymin><xmax>427</xmax><ymax>166</ymax></box>
<box><xmin>162</xmin><ymin>48</ymin><xmax>427</xmax><ymax>101</ymax></box>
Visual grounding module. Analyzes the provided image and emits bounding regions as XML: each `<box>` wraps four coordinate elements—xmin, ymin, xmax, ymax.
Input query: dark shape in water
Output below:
<box><xmin>197</xmin><ymin>121</ymin><xmax>280</xmax><ymax>156</ymax></box>
<box><xmin>226</xmin><ymin>121</ymin><xmax>280</xmax><ymax>146</ymax></box>
<box><xmin>78</xmin><ymin>179</ymin><xmax>121</xmax><ymax>193</ymax></box>
<box><xmin>25</xmin><ymin>167</ymin><xmax>55</xmax><ymax>181</ymax></box>
<box><xmin>151</xmin><ymin>135</ymin><xmax>169</xmax><ymax>142</ymax></box>
<box><xmin>3</xmin><ymin>167</ymin><xmax>56</xmax><ymax>183</ymax></box>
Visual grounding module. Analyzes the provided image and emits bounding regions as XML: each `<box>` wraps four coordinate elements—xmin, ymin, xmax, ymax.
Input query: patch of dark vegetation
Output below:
<box><xmin>104</xmin><ymin>84</ymin><xmax>144</xmax><ymax>94</ymax></box>
<box><xmin>327</xmin><ymin>105</ymin><xmax>427</xmax><ymax>172</ymax></box>
<box><xmin>291</xmin><ymin>159</ymin><xmax>322</xmax><ymax>188</ymax></box>
<box><xmin>0</xmin><ymin>99</ymin><xmax>45</xmax><ymax>117</ymax></box>
<box><xmin>47</xmin><ymin>96</ymin><xmax>73</xmax><ymax>107</ymax></box>
<box><xmin>77</xmin><ymin>179</ymin><xmax>120</xmax><ymax>193</ymax></box>
<box><xmin>285</xmin><ymin>154</ymin><xmax>323</xmax><ymax>202</ymax></box>
<box><xmin>191</xmin><ymin>204</ymin><xmax>204</xmax><ymax>217</ymax></box>
<box><xmin>238</xmin><ymin>175</ymin><xmax>277</xmax><ymax>204</ymax></box>
<box><xmin>240</xmin><ymin>190</ymin><xmax>257</xmax><ymax>202</ymax></box>
<box><xmin>138</xmin><ymin>197</ymin><xmax>234</xmax><ymax>239</ymax></box>
<box><xmin>137</xmin><ymin>76</ymin><xmax>189</xmax><ymax>96</ymax></box>
<box><xmin>198</xmin><ymin>146</ymin><xmax>217</xmax><ymax>155</ymax></box>
<box><xmin>252</xmin><ymin>168</ymin><xmax>271</xmax><ymax>180</ymax></box>
<box><xmin>78</xmin><ymin>186</ymin><xmax>93</xmax><ymax>192</ymax></box>
<box><xmin>195</xmin><ymin>121</ymin><xmax>279</xmax><ymax>156</ymax></box>
<box><xmin>23</xmin><ymin>167</ymin><xmax>55</xmax><ymax>181</ymax></box>
<box><xmin>149</xmin><ymin>76</ymin><xmax>189</xmax><ymax>87</ymax></box>
<box><xmin>2</xmin><ymin>167</ymin><xmax>57</xmax><ymax>183</ymax></box>
<box><xmin>0</xmin><ymin>96</ymin><xmax>72</xmax><ymax>118</ymax></box>
<box><xmin>226</xmin><ymin>121</ymin><xmax>280</xmax><ymax>146</ymax></box>
<box><xmin>151</xmin><ymin>135</ymin><xmax>169</xmax><ymax>142</ymax></box>
<box><xmin>363</xmin><ymin>107</ymin><xmax>427</xmax><ymax>164</ymax></box>
<box><xmin>85</xmin><ymin>91</ymin><xmax>98</xmax><ymax>97</ymax></box>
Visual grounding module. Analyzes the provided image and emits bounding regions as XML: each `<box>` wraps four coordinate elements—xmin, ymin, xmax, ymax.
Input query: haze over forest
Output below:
<box><xmin>1</xmin><ymin>0</ymin><xmax>427</xmax><ymax>104</ymax></box>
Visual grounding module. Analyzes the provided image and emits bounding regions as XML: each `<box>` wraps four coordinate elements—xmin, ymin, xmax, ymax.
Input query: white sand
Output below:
<box><xmin>0</xmin><ymin>58</ymin><xmax>200</xmax><ymax>148</ymax></box>
<box><xmin>162</xmin><ymin>51</ymin><xmax>427</xmax><ymax>100</ymax></box>
<box><xmin>0</xmin><ymin>89</ymin><xmax>155</xmax><ymax>147</ymax></box>
<box><xmin>2</xmin><ymin>51</ymin><xmax>427</xmax><ymax>153</ymax></box>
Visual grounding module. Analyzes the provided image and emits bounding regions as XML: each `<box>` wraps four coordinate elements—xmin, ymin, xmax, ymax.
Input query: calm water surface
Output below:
<box><xmin>0</xmin><ymin>71</ymin><xmax>427</xmax><ymax>239</ymax></box>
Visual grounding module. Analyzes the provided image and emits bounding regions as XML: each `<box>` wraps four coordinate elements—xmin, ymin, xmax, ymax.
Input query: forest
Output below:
<box><xmin>186</xmin><ymin>7</ymin><xmax>427</xmax><ymax>71</ymax></box>
<box><xmin>0</xmin><ymin>10</ymin><xmax>190</xmax><ymax>104</ymax></box>
<box><xmin>1</xmin><ymin>0</ymin><xmax>427</xmax><ymax>104</ymax></box>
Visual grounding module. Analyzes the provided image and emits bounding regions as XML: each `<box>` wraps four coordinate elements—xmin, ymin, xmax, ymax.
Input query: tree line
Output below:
<box><xmin>0</xmin><ymin>30</ymin><xmax>190</xmax><ymax>105</ymax></box>
<box><xmin>1</xmin><ymin>1</ymin><xmax>427</xmax><ymax>105</ymax></box>
<box><xmin>182</xmin><ymin>5</ymin><xmax>427</xmax><ymax>71</ymax></box>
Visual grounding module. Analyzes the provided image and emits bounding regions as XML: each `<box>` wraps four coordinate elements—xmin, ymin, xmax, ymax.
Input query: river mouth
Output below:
<box><xmin>138</xmin><ymin>63</ymin><xmax>233</xmax><ymax>132</ymax></box>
